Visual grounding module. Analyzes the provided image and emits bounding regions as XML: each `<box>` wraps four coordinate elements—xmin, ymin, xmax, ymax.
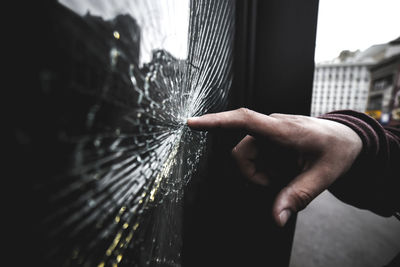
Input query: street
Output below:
<box><xmin>290</xmin><ymin>190</ymin><xmax>400</xmax><ymax>267</ymax></box>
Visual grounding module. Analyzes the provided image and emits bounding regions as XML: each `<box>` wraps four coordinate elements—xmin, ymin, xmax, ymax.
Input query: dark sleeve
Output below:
<box><xmin>319</xmin><ymin>110</ymin><xmax>400</xmax><ymax>217</ymax></box>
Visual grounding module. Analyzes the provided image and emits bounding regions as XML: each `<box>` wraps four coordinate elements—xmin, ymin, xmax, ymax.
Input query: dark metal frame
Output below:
<box><xmin>183</xmin><ymin>1</ymin><xmax>319</xmax><ymax>266</ymax></box>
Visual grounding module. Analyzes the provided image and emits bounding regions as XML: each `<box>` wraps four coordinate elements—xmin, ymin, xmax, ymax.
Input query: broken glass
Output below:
<box><xmin>31</xmin><ymin>0</ymin><xmax>235</xmax><ymax>266</ymax></box>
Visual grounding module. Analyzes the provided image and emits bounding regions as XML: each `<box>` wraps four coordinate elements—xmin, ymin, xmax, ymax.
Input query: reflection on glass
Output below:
<box><xmin>59</xmin><ymin>0</ymin><xmax>190</xmax><ymax>65</ymax></box>
<box><xmin>34</xmin><ymin>0</ymin><xmax>234</xmax><ymax>266</ymax></box>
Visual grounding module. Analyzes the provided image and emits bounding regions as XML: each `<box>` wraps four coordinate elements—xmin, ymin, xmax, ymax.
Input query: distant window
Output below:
<box><xmin>372</xmin><ymin>74</ymin><xmax>393</xmax><ymax>91</ymax></box>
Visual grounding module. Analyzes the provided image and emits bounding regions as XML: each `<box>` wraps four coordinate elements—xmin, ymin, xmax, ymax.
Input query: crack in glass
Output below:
<box><xmin>34</xmin><ymin>0</ymin><xmax>235</xmax><ymax>266</ymax></box>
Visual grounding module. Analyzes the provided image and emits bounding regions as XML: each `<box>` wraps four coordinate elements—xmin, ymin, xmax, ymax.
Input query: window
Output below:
<box><xmin>372</xmin><ymin>74</ymin><xmax>394</xmax><ymax>91</ymax></box>
<box><xmin>32</xmin><ymin>1</ymin><xmax>235</xmax><ymax>266</ymax></box>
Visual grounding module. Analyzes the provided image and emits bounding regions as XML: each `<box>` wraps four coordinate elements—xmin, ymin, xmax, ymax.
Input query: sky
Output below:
<box><xmin>314</xmin><ymin>0</ymin><xmax>400</xmax><ymax>63</ymax></box>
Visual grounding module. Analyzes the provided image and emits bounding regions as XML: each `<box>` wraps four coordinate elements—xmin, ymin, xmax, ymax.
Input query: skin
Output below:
<box><xmin>187</xmin><ymin>108</ymin><xmax>363</xmax><ymax>227</ymax></box>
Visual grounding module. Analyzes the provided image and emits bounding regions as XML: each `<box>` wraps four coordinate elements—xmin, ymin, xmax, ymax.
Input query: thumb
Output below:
<box><xmin>272</xmin><ymin>166</ymin><xmax>328</xmax><ymax>227</ymax></box>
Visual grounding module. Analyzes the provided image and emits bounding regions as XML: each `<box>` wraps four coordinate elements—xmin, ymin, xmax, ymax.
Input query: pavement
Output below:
<box><xmin>290</xmin><ymin>190</ymin><xmax>400</xmax><ymax>267</ymax></box>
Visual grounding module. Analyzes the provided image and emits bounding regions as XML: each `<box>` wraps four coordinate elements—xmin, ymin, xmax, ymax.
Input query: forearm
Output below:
<box><xmin>319</xmin><ymin>110</ymin><xmax>400</xmax><ymax>217</ymax></box>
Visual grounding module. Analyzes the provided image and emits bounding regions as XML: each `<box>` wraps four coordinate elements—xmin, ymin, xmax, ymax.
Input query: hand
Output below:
<box><xmin>187</xmin><ymin>108</ymin><xmax>362</xmax><ymax>227</ymax></box>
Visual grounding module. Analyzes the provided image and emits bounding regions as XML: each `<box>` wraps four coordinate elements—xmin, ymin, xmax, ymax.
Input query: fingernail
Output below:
<box><xmin>278</xmin><ymin>209</ymin><xmax>291</xmax><ymax>227</ymax></box>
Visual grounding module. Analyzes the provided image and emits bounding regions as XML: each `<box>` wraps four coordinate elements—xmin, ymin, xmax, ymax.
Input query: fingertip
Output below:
<box><xmin>187</xmin><ymin>116</ymin><xmax>203</xmax><ymax>129</ymax></box>
<box><xmin>186</xmin><ymin>116</ymin><xmax>198</xmax><ymax>125</ymax></box>
<box><xmin>277</xmin><ymin>209</ymin><xmax>292</xmax><ymax>227</ymax></box>
<box><xmin>272</xmin><ymin>187</ymin><xmax>293</xmax><ymax>227</ymax></box>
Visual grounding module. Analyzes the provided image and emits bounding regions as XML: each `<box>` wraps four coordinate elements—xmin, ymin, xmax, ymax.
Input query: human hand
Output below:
<box><xmin>187</xmin><ymin>108</ymin><xmax>362</xmax><ymax>227</ymax></box>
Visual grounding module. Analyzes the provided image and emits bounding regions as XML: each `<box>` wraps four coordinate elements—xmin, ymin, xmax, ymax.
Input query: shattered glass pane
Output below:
<box><xmin>31</xmin><ymin>0</ymin><xmax>235</xmax><ymax>266</ymax></box>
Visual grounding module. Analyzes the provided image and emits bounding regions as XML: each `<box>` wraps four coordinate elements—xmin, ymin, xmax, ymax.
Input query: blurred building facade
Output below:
<box><xmin>311</xmin><ymin>37</ymin><xmax>400</xmax><ymax>120</ymax></box>
<box><xmin>366</xmin><ymin>38</ymin><xmax>400</xmax><ymax>126</ymax></box>
<box><xmin>311</xmin><ymin>63</ymin><xmax>370</xmax><ymax>116</ymax></box>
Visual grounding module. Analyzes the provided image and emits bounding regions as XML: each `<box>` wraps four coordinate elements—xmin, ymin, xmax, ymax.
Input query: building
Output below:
<box><xmin>366</xmin><ymin>38</ymin><xmax>400</xmax><ymax>126</ymax></box>
<box><xmin>311</xmin><ymin>62</ymin><xmax>371</xmax><ymax>116</ymax></box>
<box><xmin>311</xmin><ymin>38</ymin><xmax>400</xmax><ymax>117</ymax></box>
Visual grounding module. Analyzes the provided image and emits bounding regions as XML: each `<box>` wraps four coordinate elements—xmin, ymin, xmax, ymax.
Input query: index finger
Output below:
<box><xmin>187</xmin><ymin>108</ymin><xmax>278</xmax><ymax>136</ymax></box>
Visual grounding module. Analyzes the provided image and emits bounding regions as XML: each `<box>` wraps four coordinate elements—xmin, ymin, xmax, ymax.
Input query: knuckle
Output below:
<box><xmin>237</xmin><ymin>108</ymin><xmax>253</xmax><ymax>127</ymax></box>
<box><xmin>290</xmin><ymin>187</ymin><xmax>314</xmax><ymax>210</ymax></box>
<box><xmin>237</xmin><ymin>107</ymin><xmax>251</xmax><ymax>118</ymax></box>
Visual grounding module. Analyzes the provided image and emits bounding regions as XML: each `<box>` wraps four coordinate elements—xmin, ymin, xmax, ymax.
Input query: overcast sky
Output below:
<box><xmin>315</xmin><ymin>0</ymin><xmax>400</xmax><ymax>63</ymax></box>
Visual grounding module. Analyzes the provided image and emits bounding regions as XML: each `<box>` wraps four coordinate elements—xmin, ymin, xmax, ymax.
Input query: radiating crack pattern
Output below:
<box><xmin>36</xmin><ymin>0</ymin><xmax>235</xmax><ymax>266</ymax></box>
